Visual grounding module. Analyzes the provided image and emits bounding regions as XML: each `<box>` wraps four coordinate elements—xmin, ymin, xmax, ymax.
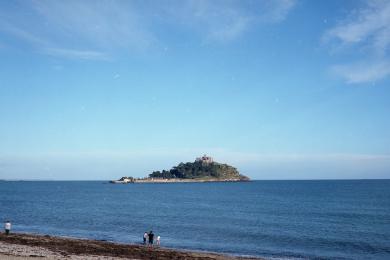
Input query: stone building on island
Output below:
<box><xmin>195</xmin><ymin>154</ymin><xmax>213</xmax><ymax>164</ymax></box>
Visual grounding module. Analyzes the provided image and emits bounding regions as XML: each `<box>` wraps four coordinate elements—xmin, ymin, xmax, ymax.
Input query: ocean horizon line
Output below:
<box><xmin>2</xmin><ymin>178</ymin><xmax>389</xmax><ymax>182</ymax></box>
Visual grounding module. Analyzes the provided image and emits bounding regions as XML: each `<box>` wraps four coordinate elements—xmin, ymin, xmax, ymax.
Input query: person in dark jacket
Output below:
<box><xmin>148</xmin><ymin>231</ymin><xmax>154</xmax><ymax>246</ymax></box>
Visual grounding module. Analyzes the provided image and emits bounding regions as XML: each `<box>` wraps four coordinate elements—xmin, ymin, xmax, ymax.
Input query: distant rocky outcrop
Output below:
<box><xmin>109</xmin><ymin>176</ymin><xmax>134</xmax><ymax>184</ymax></box>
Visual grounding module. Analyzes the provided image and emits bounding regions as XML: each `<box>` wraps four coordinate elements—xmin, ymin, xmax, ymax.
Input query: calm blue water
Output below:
<box><xmin>0</xmin><ymin>180</ymin><xmax>389</xmax><ymax>259</ymax></box>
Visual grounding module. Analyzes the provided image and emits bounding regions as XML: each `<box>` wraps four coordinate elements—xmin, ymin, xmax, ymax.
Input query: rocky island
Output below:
<box><xmin>110</xmin><ymin>155</ymin><xmax>250</xmax><ymax>183</ymax></box>
<box><xmin>109</xmin><ymin>176</ymin><xmax>135</xmax><ymax>184</ymax></box>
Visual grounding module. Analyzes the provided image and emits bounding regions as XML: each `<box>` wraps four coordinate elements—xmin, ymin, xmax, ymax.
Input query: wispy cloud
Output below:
<box><xmin>45</xmin><ymin>48</ymin><xmax>109</xmax><ymax>61</ymax></box>
<box><xmin>186</xmin><ymin>0</ymin><xmax>253</xmax><ymax>43</ymax></box>
<box><xmin>168</xmin><ymin>0</ymin><xmax>296</xmax><ymax>43</ymax></box>
<box><xmin>31</xmin><ymin>0</ymin><xmax>154</xmax><ymax>50</ymax></box>
<box><xmin>0</xmin><ymin>0</ymin><xmax>154</xmax><ymax>60</ymax></box>
<box><xmin>0</xmin><ymin>22</ymin><xmax>48</xmax><ymax>46</ymax></box>
<box><xmin>0</xmin><ymin>0</ymin><xmax>296</xmax><ymax>59</ymax></box>
<box><xmin>263</xmin><ymin>0</ymin><xmax>297</xmax><ymax>23</ymax></box>
<box><xmin>331</xmin><ymin>60</ymin><xmax>390</xmax><ymax>84</ymax></box>
<box><xmin>323</xmin><ymin>0</ymin><xmax>390</xmax><ymax>83</ymax></box>
<box><xmin>0</xmin><ymin>22</ymin><xmax>111</xmax><ymax>60</ymax></box>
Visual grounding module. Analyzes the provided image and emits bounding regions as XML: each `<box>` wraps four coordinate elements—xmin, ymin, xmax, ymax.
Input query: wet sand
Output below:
<box><xmin>0</xmin><ymin>233</ymin><xmax>261</xmax><ymax>259</ymax></box>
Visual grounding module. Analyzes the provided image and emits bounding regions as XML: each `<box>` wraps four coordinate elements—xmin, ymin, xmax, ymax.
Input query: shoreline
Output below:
<box><xmin>110</xmin><ymin>178</ymin><xmax>250</xmax><ymax>184</ymax></box>
<box><xmin>0</xmin><ymin>233</ymin><xmax>262</xmax><ymax>260</ymax></box>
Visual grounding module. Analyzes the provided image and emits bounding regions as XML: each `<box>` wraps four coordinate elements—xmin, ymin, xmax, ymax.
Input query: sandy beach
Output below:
<box><xmin>0</xmin><ymin>233</ymin><xmax>261</xmax><ymax>260</ymax></box>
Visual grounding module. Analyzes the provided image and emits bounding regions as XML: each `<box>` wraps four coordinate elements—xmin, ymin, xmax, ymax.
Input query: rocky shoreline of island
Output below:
<box><xmin>0</xmin><ymin>233</ymin><xmax>261</xmax><ymax>260</ymax></box>
<box><xmin>136</xmin><ymin>177</ymin><xmax>249</xmax><ymax>183</ymax></box>
<box><xmin>111</xmin><ymin>177</ymin><xmax>249</xmax><ymax>184</ymax></box>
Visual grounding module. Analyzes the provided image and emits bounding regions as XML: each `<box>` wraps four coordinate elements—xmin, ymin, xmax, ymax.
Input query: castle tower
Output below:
<box><xmin>196</xmin><ymin>154</ymin><xmax>213</xmax><ymax>164</ymax></box>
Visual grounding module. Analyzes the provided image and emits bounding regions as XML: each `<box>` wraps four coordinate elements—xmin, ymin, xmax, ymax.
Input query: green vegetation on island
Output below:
<box><xmin>149</xmin><ymin>155</ymin><xmax>250</xmax><ymax>181</ymax></box>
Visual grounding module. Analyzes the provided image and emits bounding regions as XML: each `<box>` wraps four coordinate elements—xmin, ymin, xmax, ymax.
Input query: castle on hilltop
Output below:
<box><xmin>195</xmin><ymin>154</ymin><xmax>214</xmax><ymax>164</ymax></box>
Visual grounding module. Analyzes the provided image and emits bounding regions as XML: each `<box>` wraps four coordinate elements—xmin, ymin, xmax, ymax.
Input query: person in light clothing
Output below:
<box><xmin>4</xmin><ymin>220</ymin><xmax>11</xmax><ymax>235</ymax></box>
<box><xmin>143</xmin><ymin>232</ymin><xmax>148</xmax><ymax>244</ymax></box>
<box><xmin>156</xmin><ymin>235</ymin><xmax>160</xmax><ymax>246</ymax></box>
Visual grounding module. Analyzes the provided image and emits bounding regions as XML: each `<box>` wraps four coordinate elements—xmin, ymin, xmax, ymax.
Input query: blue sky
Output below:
<box><xmin>1</xmin><ymin>0</ymin><xmax>390</xmax><ymax>180</ymax></box>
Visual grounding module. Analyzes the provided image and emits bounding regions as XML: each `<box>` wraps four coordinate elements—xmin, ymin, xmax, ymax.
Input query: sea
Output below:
<box><xmin>0</xmin><ymin>180</ymin><xmax>389</xmax><ymax>260</ymax></box>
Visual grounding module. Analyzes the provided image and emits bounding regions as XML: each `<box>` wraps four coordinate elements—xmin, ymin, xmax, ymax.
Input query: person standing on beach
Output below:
<box><xmin>4</xmin><ymin>220</ymin><xmax>11</xmax><ymax>235</ymax></box>
<box><xmin>156</xmin><ymin>235</ymin><xmax>160</xmax><ymax>246</ymax></box>
<box><xmin>143</xmin><ymin>232</ymin><xmax>148</xmax><ymax>244</ymax></box>
<box><xmin>148</xmin><ymin>231</ymin><xmax>154</xmax><ymax>246</ymax></box>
